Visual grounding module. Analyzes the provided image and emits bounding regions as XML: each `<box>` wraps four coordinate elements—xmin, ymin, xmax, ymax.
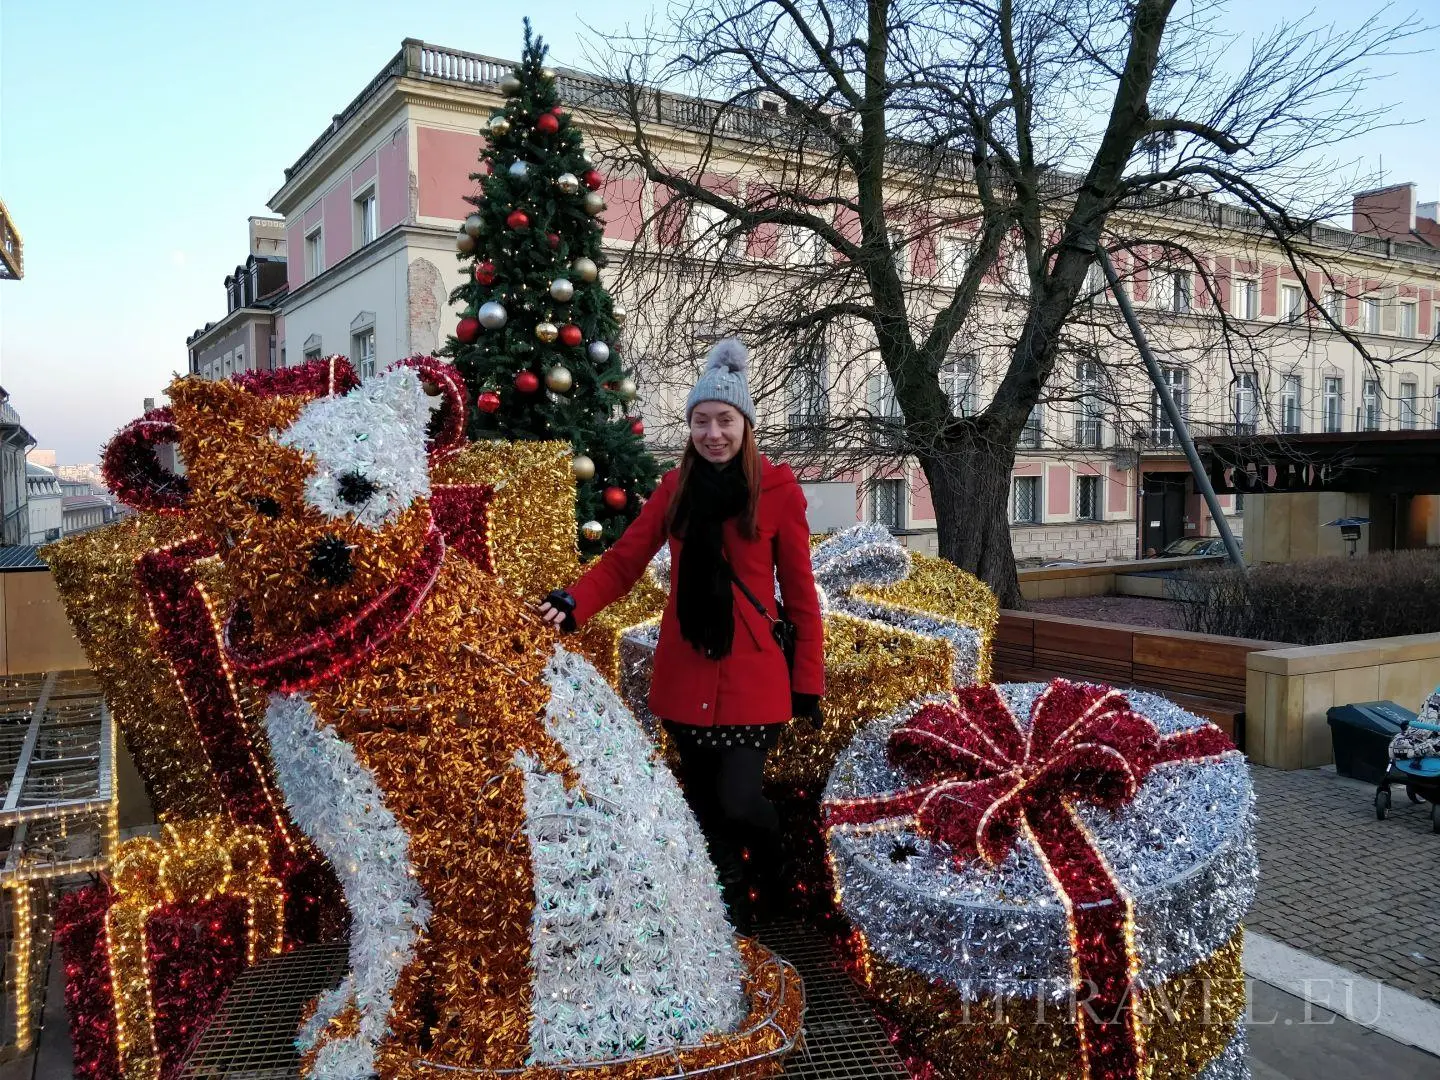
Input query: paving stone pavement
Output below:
<box><xmin>1246</xmin><ymin>764</ymin><xmax>1440</xmax><ymax>1004</ymax></box>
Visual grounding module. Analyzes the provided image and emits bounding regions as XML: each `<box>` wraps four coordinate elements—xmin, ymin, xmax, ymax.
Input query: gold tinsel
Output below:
<box><xmin>43</xmin><ymin>516</ymin><xmax>226</xmax><ymax>822</ymax></box>
<box><xmin>851</xmin><ymin>551</ymin><xmax>1000</xmax><ymax>683</ymax></box>
<box><xmin>765</xmin><ymin>613</ymin><xmax>954</xmax><ymax>789</ymax></box>
<box><xmin>854</xmin><ymin>928</ymin><xmax>1247</xmax><ymax>1080</ymax></box>
<box><xmin>107</xmin><ymin>818</ymin><xmax>284</xmax><ymax>1080</ymax></box>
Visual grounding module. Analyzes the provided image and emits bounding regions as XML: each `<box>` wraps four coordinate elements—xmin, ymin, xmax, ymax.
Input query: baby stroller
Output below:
<box><xmin>1375</xmin><ymin>717</ymin><xmax>1440</xmax><ymax>833</ymax></box>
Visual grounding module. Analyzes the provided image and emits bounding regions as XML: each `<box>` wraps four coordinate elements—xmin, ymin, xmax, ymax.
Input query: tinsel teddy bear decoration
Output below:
<box><xmin>103</xmin><ymin>356</ymin><xmax>801</xmax><ymax>1080</ymax></box>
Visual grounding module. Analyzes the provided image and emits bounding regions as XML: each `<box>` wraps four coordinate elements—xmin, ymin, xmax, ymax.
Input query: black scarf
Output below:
<box><xmin>674</xmin><ymin>457</ymin><xmax>750</xmax><ymax>660</ymax></box>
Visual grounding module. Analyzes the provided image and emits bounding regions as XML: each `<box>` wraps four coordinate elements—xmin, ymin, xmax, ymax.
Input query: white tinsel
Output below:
<box><xmin>279</xmin><ymin>365</ymin><xmax>433</xmax><ymax>529</ymax></box>
<box><xmin>265</xmin><ymin>693</ymin><xmax>431</xmax><ymax>1080</ymax></box>
<box><xmin>518</xmin><ymin>646</ymin><xmax>746</xmax><ymax>1064</ymax></box>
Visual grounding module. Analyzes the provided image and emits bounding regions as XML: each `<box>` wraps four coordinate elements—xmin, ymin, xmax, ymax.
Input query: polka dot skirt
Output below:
<box><xmin>663</xmin><ymin>721</ymin><xmax>785</xmax><ymax>752</ymax></box>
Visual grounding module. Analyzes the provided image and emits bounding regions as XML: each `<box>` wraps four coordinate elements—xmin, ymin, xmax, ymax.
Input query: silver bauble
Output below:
<box><xmin>545</xmin><ymin>365</ymin><xmax>574</xmax><ymax>393</ymax></box>
<box><xmin>582</xmin><ymin>192</ymin><xmax>606</xmax><ymax>216</ymax></box>
<box><xmin>556</xmin><ymin>172</ymin><xmax>582</xmax><ymax>196</ymax></box>
<box><xmin>570</xmin><ymin>257</ymin><xmax>599</xmax><ymax>283</ymax></box>
<box><xmin>508</xmin><ymin>160</ymin><xmax>530</xmax><ymax>182</ymax></box>
<box><xmin>612</xmin><ymin>304</ymin><xmax>628</xmax><ymax>326</ymax></box>
<box><xmin>580</xmin><ymin>520</ymin><xmax>603</xmax><ymax>542</ymax></box>
<box><xmin>488</xmin><ymin>114</ymin><xmax>512</xmax><ymax>136</ymax></box>
<box><xmin>498</xmin><ymin>73</ymin><xmax>523</xmax><ymax>96</ymax></box>
<box><xmin>456</xmin><ymin>232</ymin><xmax>476</xmax><ymax>254</ymax></box>
<box><xmin>463</xmin><ymin>214</ymin><xmax>484</xmax><ymax>238</ymax></box>
<box><xmin>477</xmin><ymin>301</ymin><xmax>508</xmax><ymax>329</ymax></box>
<box><xmin>586</xmin><ymin>341</ymin><xmax>611</xmax><ymax>364</ymax></box>
<box><xmin>549</xmin><ymin>277</ymin><xmax>575</xmax><ymax>302</ymax></box>
<box><xmin>617</xmin><ymin>376</ymin><xmax>638</xmax><ymax>401</ymax></box>
<box><xmin>571</xmin><ymin>454</ymin><xmax>596</xmax><ymax>481</ymax></box>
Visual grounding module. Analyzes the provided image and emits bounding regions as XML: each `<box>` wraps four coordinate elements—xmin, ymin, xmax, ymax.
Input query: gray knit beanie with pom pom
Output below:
<box><xmin>685</xmin><ymin>338</ymin><xmax>756</xmax><ymax>427</ymax></box>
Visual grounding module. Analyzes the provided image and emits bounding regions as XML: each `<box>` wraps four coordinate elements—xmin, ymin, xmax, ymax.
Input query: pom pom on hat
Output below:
<box><xmin>704</xmin><ymin>338</ymin><xmax>749</xmax><ymax>375</ymax></box>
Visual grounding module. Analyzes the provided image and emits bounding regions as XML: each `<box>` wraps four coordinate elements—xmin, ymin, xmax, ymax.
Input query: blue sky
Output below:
<box><xmin>1</xmin><ymin>0</ymin><xmax>1436</xmax><ymax>464</ymax></box>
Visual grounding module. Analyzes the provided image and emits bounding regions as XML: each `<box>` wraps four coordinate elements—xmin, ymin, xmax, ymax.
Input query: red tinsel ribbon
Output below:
<box><xmin>225</xmin><ymin>522</ymin><xmax>446</xmax><ymax>694</ymax></box>
<box><xmin>824</xmin><ymin>679</ymin><xmax>1234</xmax><ymax>1080</ymax></box>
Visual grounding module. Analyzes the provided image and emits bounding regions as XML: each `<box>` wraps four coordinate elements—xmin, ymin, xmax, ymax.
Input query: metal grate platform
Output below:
<box><xmin>179</xmin><ymin>923</ymin><xmax>908</xmax><ymax>1079</ymax></box>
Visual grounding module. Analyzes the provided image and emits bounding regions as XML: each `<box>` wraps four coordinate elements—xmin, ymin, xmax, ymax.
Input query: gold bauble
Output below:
<box><xmin>464</xmin><ymin>214</ymin><xmax>484</xmax><ymax>238</ymax></box>
<box><xmin>582</xmin><ymin>192</ymin><xmax>606</xmax><ymax>216</ymax></box>
<box><xmin>571</xmin><ymin>257</ymin><xmax>599</xmax><ymax>283</ymax></box>
<box><xmin>617</xmin><ymin>376</ymin><xmax>638</xmax><ymax>401</ymax></box>
<box><xmin>535</xmin><ymin>321</ymin><xmax>559</xmax><ymax>343</ymax></box>
<box><xmin>488</xmin><ymin>114</ymin><xmax>512</xmax><ymax>136</ymax></box>
<box><xmin>581</xmin><ymin>520</ymin><xmax>604</xmax><ymax>541</ymax></box>
<box><xmin>541</xmin><ymin>67</ymin><xmax>558</xmax><ymax>82</ymax></box>
<box><xmin>498</xmin><ymin>73</ymin><xmax>523</xmax><ymax>96</ymax></box>
<box><xmin>545</xmin><ymin>365</ymin><xmax>574</xmax><ymax>393</ymax></box>
<box><xmin>571</xmin><ymin>454</ymin><xmax>596</xmax><ymax>481</ymax></box>
<box><xmin>456</xmin><ymin>232</ymin><xmax>476</xmax><ymax>254</ymax></box>
<box><xmin>612</xmin><ymin>304</ymin><xmax>628</xmax><ymax>326</ymax></box>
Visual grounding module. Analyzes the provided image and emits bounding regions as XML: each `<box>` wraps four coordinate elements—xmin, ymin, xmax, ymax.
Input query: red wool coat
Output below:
<box><xmin>568</xmin><ymin>457</ymin><xmax>825</xmax><ymax>727</ymax></box>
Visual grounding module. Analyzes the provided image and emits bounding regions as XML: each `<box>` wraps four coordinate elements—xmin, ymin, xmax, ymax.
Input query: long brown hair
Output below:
<box><xmin>665</xmin><ymin>421</ymin><xmax>763</xmax><ymax>540</ymax></box>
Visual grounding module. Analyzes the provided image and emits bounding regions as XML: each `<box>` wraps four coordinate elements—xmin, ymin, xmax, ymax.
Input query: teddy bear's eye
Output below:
<box><xmin>247</xmin><ymin>496</ymin><xmax>283</xmax><ymax>519</ymax></box>
<box><xmin>336</xmin><ymin>471</ymin><xmax>379</xmax><ymax>506</ymax></box>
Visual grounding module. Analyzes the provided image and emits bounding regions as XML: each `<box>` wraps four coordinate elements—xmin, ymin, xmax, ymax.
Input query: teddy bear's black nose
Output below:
<box><xmin>308</xmin><ymin>535</ymin><xmax>355</xmax><ymax>586</ymax></box>
<box><xmin>336</xmin><ymin>471</ymin><xmax>378</xmax><ymax>506</ymax></box>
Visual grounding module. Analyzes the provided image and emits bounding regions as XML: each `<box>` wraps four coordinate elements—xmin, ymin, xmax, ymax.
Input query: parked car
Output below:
<box><xmin>1151</xmin><ymin>537</ymin><xmax>1239</xmax><ymax>558</ymax></box>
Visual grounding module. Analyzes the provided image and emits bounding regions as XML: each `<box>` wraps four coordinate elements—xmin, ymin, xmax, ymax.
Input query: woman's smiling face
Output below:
<box><xmin>689</xmin><ymin>402</ymin><xmax>744</xmax><ymax>464</ymax></box>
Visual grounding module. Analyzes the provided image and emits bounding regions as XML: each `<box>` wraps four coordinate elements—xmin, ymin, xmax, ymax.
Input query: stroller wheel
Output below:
<box><xmin>1406</xmin><ymin>785</ymin><xmax>1423</xmax><ymax>804</ymax></box>
<box><xmin>1375</xmin><ymin>788</ymin><xmax>1391</xmax><ymax>820</ymax></box>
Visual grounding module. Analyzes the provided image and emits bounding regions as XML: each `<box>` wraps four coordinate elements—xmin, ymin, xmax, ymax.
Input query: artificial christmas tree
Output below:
<box><xmin>446</xmin><ymin>21</ymin><xmax>658</xmax><ymax>556</ymax></box>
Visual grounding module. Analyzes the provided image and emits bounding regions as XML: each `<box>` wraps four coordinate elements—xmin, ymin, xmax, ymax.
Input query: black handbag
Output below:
<box><xmin>729</xmin><ymin>567</ymin><xmax>797</xmax><ymax>674</ymax></box>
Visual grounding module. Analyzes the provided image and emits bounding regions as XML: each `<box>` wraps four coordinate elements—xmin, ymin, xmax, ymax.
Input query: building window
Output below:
<box><xmin>871</xmin><ymin>479</ymin><xmax>906</xmax><ymax>532</ymax></box>
<box><xmin>1235</xmin><ymin>279</ymin><xmax>1259</xmax><ymax>320</ymax></box>
<box><xmin>305</xmin><ymin>227</ymin><xmax>324</xmax><ymax>277</ymax></box>
<box><xmin>356</xmin><ymin>189</ymin><xmax>378</xmax><ymax>247</ymax></box>
<box><xmin>1168</xmin><ymin>269</ymin><xmax>1193</xmax><ymax>314</ymax></box>
<box><xmin>1363</xmin><ymin>297</ymin><xmax>1381</xmax><ymax>334</ymax></box>
<box><xmin>1009</xmin><ymin>248</ymin><xmax>1029</xmax><ymax>293</ymax></box>
<box><xmin>1325</xmin><ymin>290</ymin><xmax>1344</xmax><ymax>325</ymax></box>
<box><xmin>1362</xmin><ymin>378</ymin><xmax>1381</xmax><ymax>431</ymax></box>
<box><xmin>1322</xmin><ymin>376</ymin><xmax>1343</xmax><ymax>433</ymax></box>
<box><xmin>1281</xmin><ymin>284</ymin><xmax>1302</xmax><ymax>322</ymax></box>
<box><xmin>783</xmin><ymin>225</ymin><xmax>825</xmax><ymax>266</ymax></box>
<box><xmin>1019</xmin><ymin>404</ymin><xmax>1043</xmax><ymax>448</ymax></box>
<box><xmin>938</xmin><ymin>235</ymin><xmax>972</xmax><ymax>287</ymax></box>
<box><xmin>1400</xmin><ymin>301</ymin><xmax>1418</xmax><ymax>338</ymax></box>
<box><xmin>1011</xmin><ymin>476</ymin><xmax>1040</xmax><ymax>524</ymax></box>
<box><xmin>1076</xmin><ymin>475</ymin><xmax>1101</xmax><ymax>521</ymax></box>
<box><xmin>1083</xmin><ymin>260</ymin><xmax>1106</xmax><ymax>303</ymax></box>
<box><xmin>1075</xmin><ymin>360</ymin><xmax>1103</xmax><ymax>447</ymax></box>
<box><xmin>1399</xmin><ymin>380</ymin><xmax>1418</xmax><ymax>430</ymax></box>
<box><xmin>353</xmin><ymin>329</ymin><xmax>377</xmax><ymax>380</ymax></box>
<box><xmin>942</xmin><ymin>351</ymin><xmax>978</xmax><ymax>417</ymax></box>
<box><xmin>887</xmin><ymin>228</ymin><xmax>907</xmax><ymax>277</ymax></box>
<box><xmin>234</xmin><ymin>346</ymin><xmax>245</xmax><ymax>374</ymax></box>
<box><xmin>787</xmin><ymin>342</ymin><xmax>829</xmax><ymax>450</ymax></box>
<box><xmin>1232</xmin><ymin>373</ymin><xmax>1258</xmax><ymax>434</ymax></box>
<box><xmin>1151</xmin><ymin>366</ymin><xmax>1187</xmax><ymax>445</ymax></box>
<box><xmin>690</xmin><ymin>203</ymin><xmax>740</xmax><ymax>261</ymax></box>
<box><xmin>1280</xmin><ymin>374</ymin><xmax>1301</xmax><ymax>434</ymax></box>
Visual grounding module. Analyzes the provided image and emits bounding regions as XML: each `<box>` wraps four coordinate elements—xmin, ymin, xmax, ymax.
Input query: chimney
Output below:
<box><xmin>143</xmin><ymin>397</ymin><xmax>156</xmax><ymax>412</ymax></box>
<box><xmin>1351</xmin><ymin>182</ymin><xmax>1416</xmax><ymax>240</ymax></box>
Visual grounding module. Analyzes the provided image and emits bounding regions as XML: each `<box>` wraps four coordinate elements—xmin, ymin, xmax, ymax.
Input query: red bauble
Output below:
<box><xmin>546</xmin><ymin>232</ymin><xmax>561</xmax><ymax>250</ymax></box>
<box><xmin>456</xmin><ymin>317</ymin><xmax>482</xmax><ymax>343</ymax></box>
<box><xmin>477</xmin><ymin>391</ymin><xmax>502</xmax><ymax>414</ymax></box>
<box><xmin>550</xmin><ymin>106</ymin><xmax>565</xmax><ymax>117</ymax></box>
<box><xmin>583</xmin><ymin>170</ymin><xmax>604</xmax><ymax>191</ymax></box>
<box><xmin>474</xmin><ymin>261</ymin><xmax>496</xmax><ymax>285</ymax></box>
<box><xmin>514</xmin><ymin>371</ymin><xmax>541</xmax><ymax>393</ymax></box>
<box><xmin>602</xmin><ymin>486</ymin><xmax>628</xmax><ymax>511</ymax></box>
<box><xmin>558</xmin><ymin>324</ymin><xmax>583</xmax><ymax>347</ymax></box>
<box><xmin>629</xmin><ymin>418</ymin><xmax>645</xmax><ymax>436</ymax></box>
<box><xmin>506</xmin><ymin>209</ymin><xmax>531</xmax><ymax>231</ymax></box>
<box><xmin>535</xmin><ymin>113</ymin><xmax>560</xmax><ymax>134</ymax></box>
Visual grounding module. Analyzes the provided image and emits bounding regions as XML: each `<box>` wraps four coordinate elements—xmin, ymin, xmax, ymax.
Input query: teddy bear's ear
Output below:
<box><xmin>387</xmin><ymin>355</ymin><xmax>469</xmax><ymax>463</ymax></box>
<box><xmin>101</xmin><ymin>405</ymin><xmax>189</xmax><ymax>513</ymax></box>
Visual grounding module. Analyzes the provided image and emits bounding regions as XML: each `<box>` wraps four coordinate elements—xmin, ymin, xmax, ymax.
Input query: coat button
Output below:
<box><xmin>701</xmin><ymin>703</ymin><xmax>709</xmax><ymax>710</ymax></box>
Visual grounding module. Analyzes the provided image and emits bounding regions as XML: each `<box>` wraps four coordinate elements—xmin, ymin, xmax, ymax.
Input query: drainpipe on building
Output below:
<box><xmin>1096</xmin><ymin>247</ymin><xmax>1246</xmax><ymax>570</ymax></box>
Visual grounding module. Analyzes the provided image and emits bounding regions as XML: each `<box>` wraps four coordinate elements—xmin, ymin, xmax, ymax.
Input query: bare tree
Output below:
<box><xmin>583</xmin><ymin>0</ymin><xmax>1420</xmax><ymax>604</ymax></box>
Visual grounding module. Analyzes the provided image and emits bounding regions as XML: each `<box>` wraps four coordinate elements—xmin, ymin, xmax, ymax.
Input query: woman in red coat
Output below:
<box><xmin>539</xmin><ymin>338</ymin><xmax>824</xmax><ymax>925</ymax></box>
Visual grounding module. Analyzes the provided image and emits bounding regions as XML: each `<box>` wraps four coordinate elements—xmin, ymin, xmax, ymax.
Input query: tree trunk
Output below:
<box><xmin>920</xmin><ymin>433</ymin><xmax>1022</xmax><ymax>608</ymax></box>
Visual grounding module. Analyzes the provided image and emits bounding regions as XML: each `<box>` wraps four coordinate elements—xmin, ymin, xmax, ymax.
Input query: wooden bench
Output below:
<box><xmin>993</xmin><ymin>611</ymin><xmax>1288</xmax><ymax>749</ymax></box>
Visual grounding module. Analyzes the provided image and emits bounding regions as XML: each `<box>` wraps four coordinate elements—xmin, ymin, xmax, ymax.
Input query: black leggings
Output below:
<box><xmin>664</xmin><ymin>724</ymin><xmax>782</xmax><ymax>857</ymax></box>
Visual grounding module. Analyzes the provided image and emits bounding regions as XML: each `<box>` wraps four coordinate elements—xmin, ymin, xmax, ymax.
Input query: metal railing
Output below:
<box><xmin>0</xmin><ymin>199</ymin><xmax>21</xmax><ymax>281</ymax></box>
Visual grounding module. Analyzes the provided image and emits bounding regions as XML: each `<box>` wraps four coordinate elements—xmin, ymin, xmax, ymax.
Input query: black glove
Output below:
<box><xmin>791</xmin><ymin>692</ymin><xmax>824</xmax><ymax>730</ymax></box>
<box><xmin>541</xmin><ymin>589</ymin><xmax>578</xmax><ymax>633</ymax></box>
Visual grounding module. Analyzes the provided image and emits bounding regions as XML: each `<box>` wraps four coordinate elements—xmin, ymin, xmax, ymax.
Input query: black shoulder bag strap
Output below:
<box><xmin>727</xmin><ymin>563</ymin><xmax>798</xmax><ymax>672</ymax></box>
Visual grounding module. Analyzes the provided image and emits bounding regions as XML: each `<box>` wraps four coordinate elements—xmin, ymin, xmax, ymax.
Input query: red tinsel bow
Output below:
<box><xmin>825</xmin><ymin>679</ymin><xmax>1234</xmax><ymax>1080</ymax></box>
